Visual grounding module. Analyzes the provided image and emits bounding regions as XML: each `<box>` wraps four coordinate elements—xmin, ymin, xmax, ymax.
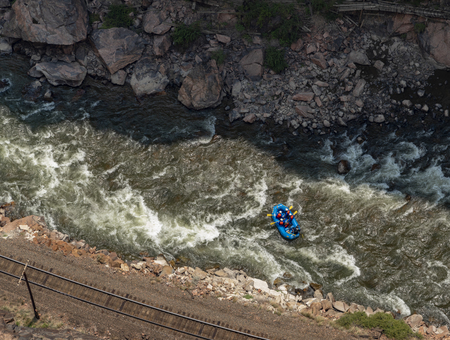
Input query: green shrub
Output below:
<box><xmin>264</xmin><ymin>47</ymin><xmax>288</xmax><ymax>73</ymax></box>
<box><xmin>237</xmin><ymin>0</ymin><xmax>301</xmax><ymax>46</ymax></box>
<box><xmin>102</xmin><ymin>4</ymin><xmax>135</xmax><ymax>29</ymax></box>
<box><xmin>337</xmin><ymin>311</ymin><xmax>419</xmax><ymax>340</ymax></box>
<box><xmin>211</xmin><ymin>49</ymin><xmax>226</xmax><ymax>65</ymax></box>
<box><xmin>306</xmin><ymin>0</ymin><xmax>339</xmax><ymax>21</ymax></box>
<box><xmin>414</xmin><ymin>22</ymin><xmax>426</xmax><ymax>34</ymax></box>
<box><xmin>89</xmin><ymin>12</ymin><xmax>101</xmax><ymax>25</ymax></box>
<box><xmin>243</xmin><ymin>294</ymin><xmax>253</xmax><ymax>299</ymax></box>
<box><xmin>172</xmin><ymin>22</ymin><xmax>201</xmax><ymax>49</ymax></box>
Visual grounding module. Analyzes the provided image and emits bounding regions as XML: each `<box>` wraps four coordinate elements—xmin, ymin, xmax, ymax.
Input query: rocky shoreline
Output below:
<box><xmin>0</xmin><ymin>0</ymin><xmax>450</xmax><ymax>136</ymax></box>
<box><xmin>1</xmin><ymin>202</ymin><xmax>449</xmax><ymax>339</ymax></box>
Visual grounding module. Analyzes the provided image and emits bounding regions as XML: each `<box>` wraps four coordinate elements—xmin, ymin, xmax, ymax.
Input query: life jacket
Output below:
<box><xmin>276</xmin><ymin>213</ymin><xmax>282</xmax><ymax>218</ymax></box>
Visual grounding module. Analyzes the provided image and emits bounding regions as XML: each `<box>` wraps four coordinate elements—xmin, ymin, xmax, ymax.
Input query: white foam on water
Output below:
<box><xmin>360</xmin><ymin>287</ymin><xmax>411</xmax><ymax>316</ymax></box>
<box><xmin>406</xmin><ymin>165</ymin><xmax>450</xmax><ymax>203</ymax></box>
<box><xmin>297</xmin><ymin>244</ymin><xmax>360</xmax><ymax>284</ymax></box>
<box><xmin>20</xmin><ymin>102</ymin><xmax>55</xmax><ymax>120</ymax></box>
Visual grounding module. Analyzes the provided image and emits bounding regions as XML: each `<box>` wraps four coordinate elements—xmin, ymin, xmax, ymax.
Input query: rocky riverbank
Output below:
<box><xmin>1</xmin><ymin>203</ymin><xmax>449</xmax><ymax>339</ymax></box>
<box><xmin>0</xmin><ymin>0</ymin><xmax>450</xmax><ymax>136</ymax></box>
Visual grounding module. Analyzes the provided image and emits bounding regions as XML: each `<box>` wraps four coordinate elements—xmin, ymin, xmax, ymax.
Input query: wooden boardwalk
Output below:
<box><xmin>335</xmin><ymin>0</ymin><xmax>450</xmax><ymax>20</ymax></box>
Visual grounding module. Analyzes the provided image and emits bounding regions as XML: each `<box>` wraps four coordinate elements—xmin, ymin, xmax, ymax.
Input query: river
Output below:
<box><xmin>1</xmin><ymin>55</ymin><xmax>450</xmax><ymax>325</ymax></box>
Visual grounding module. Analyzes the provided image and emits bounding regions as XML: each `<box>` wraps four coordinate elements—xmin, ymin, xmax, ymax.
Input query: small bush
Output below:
<box><xmin>102</xmin><ymin>5</ymin><xmax>135</xmax><ymax>29</ymax></box>
<box><xmin>337</xmin><ymin>312</ymin><xmax>418</xmax><ymax>340</ymax></box>
<box><xmin>89</xmin><ymin>12</ymin><xmax>101</xmax><ymax>25</ymax></box>
<box><xmin>243</xmin><ymin>294</ymin><xmax>253</xmax><ymax>299</ymax></box>
<box><xmin>264</xmin><ymin>47</ymin><xmax>288</xmax><ymax>73</ymax></box>
<box><xmin>237</xmin><ymin>0</ymin><xmax>301</xmax><ymax>46</ymax></box>
<box><xmin>172</xmin><ymin>22</ymin><xmax>201</xmax><ymax>49</ymax></box>
<box><xmin>211</xmin><ymin>49</ymin><xmax>226</xmax><ymax>65</ymax></box>
<box><xmin>414</xmin><ymin>22</ymin><xmax>426</xmax><ymax>34</ymax></box>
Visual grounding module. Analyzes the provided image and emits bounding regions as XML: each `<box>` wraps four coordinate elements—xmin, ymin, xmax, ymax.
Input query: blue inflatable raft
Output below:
<box><xmin>271</xmin><ymin>204</ymin><xmax>301</xmax><ymax>240</ymax></box>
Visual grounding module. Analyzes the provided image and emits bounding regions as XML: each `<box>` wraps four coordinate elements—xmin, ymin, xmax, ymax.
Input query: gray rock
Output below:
<box><xmin>1</xmin><ymin>0</ymin><xmax>88</xmax><ymax>45</ymax></box>
<box><xmin>90</xmin><ymin>28</ymin><xmax>145</xmax><ymax>75</ymax></box>
<box><xmin>130</xmin><ymin>58</ymin><xmax>169</xmax><ymax>96</ymax></box>
<box><xmin>373</xmin><ymin>60</ymin><xmax>385</xmax><ymax>70</ymax></box>
<box><xmin>0</xmin><ymin>0</ymin><xmax>10</xmax><ymax>7</ymax></box>
<box><xmin>402</xmin><ymin>99</ymin><xmax>413</xmax><ymax>108</ymax></box>
<box><xmin>29</xmin><ymin>62</ymin><xmax>87</xmax><ymax>87</ymax></box>
<box><xmin>178</xmin><ymin>61</ymin><xmax>223</xmax><ymax>110</ymax></box>
<box><xmin>193</xmin><ymin>267</ymin><xmax>208</xmax><ymax>280</ymax></box>
<box><xmin>143</xmin><ymin>9</ymin><xmax>172</xmax><ymax>35</ymax></box>
<box><xmin>353</xmin><ymin>79</ymin><xmax>366</xmax><ymax>97</ymax></box>
<box><xmin>349</xmin><ymin>51</ymin><xmax>370</xmax><ymax>66</ymax></box>
<box><xmin>111</xmin><ymin>70</ymin><xmax>127</xmax><ymax>86</ymax></box>
<box><xmin>240</xmin><ymin>48</ymin><xmax>264</xmax><ymax>80</ymax></box>
<box><xmin>373</xmin><ymin>114</ymin><xmax>385</xmax><ymax>123</ymax></box>
<box><xmin>232</xmin><ymin>81</ymin><xmax>242</xmax><ymax>97</ymax></box>
<box><xmin>0</xmin><ymin>38</ymin><xmax>12</xmax><ymax>55</ymax></box>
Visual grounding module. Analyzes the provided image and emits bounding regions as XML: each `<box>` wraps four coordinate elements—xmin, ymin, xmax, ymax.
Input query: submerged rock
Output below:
<box><xmin>337</xmin><ymin>160</ymin><xmax>351</xmax><ymax>174</ymax></box>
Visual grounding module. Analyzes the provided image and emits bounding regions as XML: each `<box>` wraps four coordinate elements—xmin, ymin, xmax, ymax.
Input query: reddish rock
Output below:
<box><xmin>392</xmin><ymin>14</ymin><xmax>415</xmax><ymax>34</ymax></box>
<box><xmin>310</xmin><ymin>301</ymin><xmax>322</xmax><ymax>316</ymax></box>
<box><xmin>243</xmin><ymin>113</ymin><xmax>256</xmax><ymax>123</ymax></box>
<box><xmin>2</xmin><ymin>215</ymin><xmax>45</xmax><ymax>233</ymax></box>
<box><xmin>178</xmin><ymin>61</ymin><xmax>223</xmax><ymax>110</ymax></box>
<box><xmin>293</xmin><ymin>92</ymin><xmax>314</xmax><ymax>102</ymax></box>
<box><xmin>295</xmin><ymin>105</ymin><xmax>314</xmax><ymax>119</ymax></box>
<box><xmin>405</xmin><ymin>314</ymin><xmax>423</xmax><ymax>329</ymax></box>
<box><xmin>321</xmin><ymin>299</ymin><xmax>333</xmax><ymax>312</ymax></box>
<box><xmin>1</xmin><ymin>0</ymin><xmax>88</xmax><ymax>45</ymax></box>
<box><xmin>90</xmin><ymin>28</ymin><xmax>145</xmax><ymax>75</ymax></box>
<box><xmin>160</xmin><ymin>265</ymin><xmax>174</xmax><ymax>276</ymax></box>
<box><xmin>306</xmin><ymin>44</ymin><xmax>317</xmax><ymax>54</ymax></box>
<box><xmin>419</xmin><ymin>21</ymin><xmax>450</xmax><ymax>67</ymax></box>
<box><xmin>290</xmin><ymin>38</ymin><xmax>303</xmax><ymax>52</ymax></box>
<box><xmin>310</xmin><ymin>53</ymin><xmax>328</xmax><ymax>69</ymax></box>
<box><xmin>153</xmin><ymin>34</ymin><xmax>172</xmax><ymax>57</ymax></box>
<box><xmin>333</xmin><ymin>300</ymin><xmax>349</xmax><ymax>312</ymax></box>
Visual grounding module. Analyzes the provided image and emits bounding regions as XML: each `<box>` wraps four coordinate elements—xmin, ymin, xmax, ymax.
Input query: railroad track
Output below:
<box><xmin>0</xmin><ymin>254</ymin><xmax>271</xmax><ymax>340</ymax></box>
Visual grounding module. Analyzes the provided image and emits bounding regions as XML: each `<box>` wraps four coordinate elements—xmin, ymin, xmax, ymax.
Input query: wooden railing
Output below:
<box><xmin>335</xmin><ymin>1</ymin><xmax>450</xmax><ymax>20</ymax></box>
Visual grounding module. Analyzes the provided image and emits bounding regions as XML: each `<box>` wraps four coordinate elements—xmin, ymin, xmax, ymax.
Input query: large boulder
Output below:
<box><xmin>1</xmin><ymin>0</ymin><xmax>88</xmax><ymax>45</ymax></box>
<box><xmin>240</xmin><ymin>48</ymin><xmax>264</xmax><ymax>80</ymax></box>
<box><xmin>28</xmin><ymin>62</ymin><xmax>87</xmax><ymax>87</ymax></box>
<box><xmin>418</xmin><ymin>21</ymin><xmax>450</xmax><ymax>67</ymax></box>
<box><xmin>143</xmin><ymin>9</ymin><xmax>172</xmax><ymax>35</ymax></box>
<box><xmin>130</xmin><ymin>58</ymin><xmax>169</xmax><ymax>96</ymax></box>
<box><xmin>178</xmin><ymin>61</ymin><xmax>224</xmax><ymax>110</ymax></box>
<box><xmin>90</xmin><ymin>28</ymin><xmax>146</xmax><ymax>75</ymax></box>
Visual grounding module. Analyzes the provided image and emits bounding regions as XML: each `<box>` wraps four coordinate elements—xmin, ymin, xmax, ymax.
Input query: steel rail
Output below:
<box><xmin>0</xmin><ymin>253</ymin><xmax>270</xmax><ymax>340</ymax></box>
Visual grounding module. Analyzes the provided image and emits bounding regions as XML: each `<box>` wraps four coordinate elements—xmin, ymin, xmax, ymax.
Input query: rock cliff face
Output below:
<box><xmin>418</xmin><ymin>21</ymin><xmax>450</xmax><ymax>67</ymax></box>
<box><xmin>1</xmin><ymin>0</ymin><xmax>88</xmax><ymax>45</ymax></box>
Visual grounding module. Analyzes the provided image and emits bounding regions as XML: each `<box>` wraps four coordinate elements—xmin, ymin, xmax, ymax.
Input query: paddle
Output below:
<box><xmin>266</xmin><ymin>214</ymin><xmax>272</xmax><ymax>216</ymax></box>
<box><xmin>270</xmin><ymin>222</ymin><xmax>276</xmax><ymax>225</ymax></box>
<box><xmin>289</xmin><ymin>206</ymin><xmax>293</xmax><ymax>210</ymax></box>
